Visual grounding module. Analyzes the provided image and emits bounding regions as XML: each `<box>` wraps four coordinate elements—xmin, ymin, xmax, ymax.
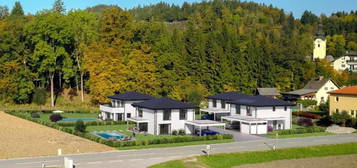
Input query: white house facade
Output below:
<box><xmin>332</xmin><ymin>54</ymin><xmax>357</xmax><ymax>72</ymax></box>
<box><xmin>99</xmin><ymin>92</ymin><xmax>154</xmax><ymax>121</ymax></box>
<box><xmin>130</xmin><ymin>97</ymin><xmax>198</xmax><ymax>135</ymax></box>
<box><xmin>222</xmin><ymin>95</ymin><xmax>294</xmax><ymax>135</ymax></box>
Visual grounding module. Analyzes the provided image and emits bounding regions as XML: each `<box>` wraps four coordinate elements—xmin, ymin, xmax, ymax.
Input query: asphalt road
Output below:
<box><xmin>1</xmin><ymin>134</ymin><xmax>356</xmax><ymax>168</ymax></box>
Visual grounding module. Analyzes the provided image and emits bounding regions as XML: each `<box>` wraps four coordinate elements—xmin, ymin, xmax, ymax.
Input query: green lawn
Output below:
<box><xmin>66</xmin><ymin>124</ymin><xmax>199</xmax><ymax>141</ymax></box>
<box><xmin>25</xmin><ymin>112</ymin><xmax>98</xmax><ymax>122</ymax></box>
<box><xmin>267</xmin><ymin>132</ymin><xmax>335</xmax><ymax>139</ymax></box>
<box><xmin>119</xmin><ymin>139</ymin><xmax>234</xmax><ymax>150</ymax></box>
<box><xmin>150</xmin><ymin>142</ymin><xmax>357</xmax><ymax>168</ymax></box>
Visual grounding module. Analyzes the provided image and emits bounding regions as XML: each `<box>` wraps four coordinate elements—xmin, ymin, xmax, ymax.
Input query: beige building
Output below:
<box><xmin>283</xmin><ymin>77</ymin><xmax>339</xmax><ymax>105</ymax></box>
<box><xmin>329</xmin><ymin>86</ymin><xmax>357</xmax><ymax>117</ymax></box>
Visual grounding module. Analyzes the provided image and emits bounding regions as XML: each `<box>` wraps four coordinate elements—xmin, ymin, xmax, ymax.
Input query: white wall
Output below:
<box><xmin>208</xmin><ymin>99</ymin><xmax>230</xmax><ymax>110</ymax></box>
<box><xmin>256</xmin><ymin>106</ymin><xmax>291</xmax><ymax>129</ymax></box>
<box><xmin>140</xmin><ymin>108</ymin><xmax>195</xmax><ymax>135</ymax></box>
<box><xmin>333</xmin><ymin>56</ymin><xmax>349</xmax><ymax>71</ymax></box>
<box><xmin>315</xmin><ymin>80</ymin><xmax>338</xmax><ymax>105</ymax></box>
<box><xmin>313</xmin><ymin>38</ymin><xmax>326</xmax><ymax>60</ymax></box>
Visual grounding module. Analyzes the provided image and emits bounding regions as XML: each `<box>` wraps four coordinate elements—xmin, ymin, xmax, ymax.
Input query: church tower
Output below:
<box><xmin>313</xmin><ymin>24</ymin><xmax>326</xmax><ymax>60</ymax></box>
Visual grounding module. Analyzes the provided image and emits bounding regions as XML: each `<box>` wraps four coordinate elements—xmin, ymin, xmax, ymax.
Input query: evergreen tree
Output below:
<box><xmin>0</xmin><ymin>6</ymin><xmax>9</xmax><ymax>19</ymax></box>
<box><xmin>52</xmin><ymin>0</ymin><xmax>66</xmax><ymax>13</ymax></box>
<box><xmin>10</xmin><ymin>2</ymin><xmax>24</xmax><ymax>16</ymax></box>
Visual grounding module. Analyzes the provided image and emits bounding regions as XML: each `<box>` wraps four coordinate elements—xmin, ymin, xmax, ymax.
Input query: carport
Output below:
<box><xmin>185</xmin><ymin>120</ymin><xmax>226</xmax><ymax>136</ymax></box>
<box><xmin>199</xmin><ymin>108</ymin><xmax>230</xmax><ymax>120</ymax></box>
<box><xmin>221</xmin><ymin>116</ymin><xmax>268</xmax><ymax>135</ymax></box>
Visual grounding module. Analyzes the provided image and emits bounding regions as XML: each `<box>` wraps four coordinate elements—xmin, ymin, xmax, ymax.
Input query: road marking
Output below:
<box><xmin>16</xmin><ymin>160</ymin><xmax>59</xmax><ymax>165</ymax></box>
<box><xmin>109</xmin><ymin>160</ymin><xmax>123</xmax><ymax>163</ymax></box>
<box><xmin>87</xmin><ymin>161</ymin><xmax>102</xmax><ymax>164</ymax></box>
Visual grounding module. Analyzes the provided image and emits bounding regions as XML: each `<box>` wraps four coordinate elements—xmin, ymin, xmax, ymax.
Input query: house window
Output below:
<box><xmin>284</xmin><ymin>106</ymin><xmax>287</xmax><ymax>111</ymax></box>
<box><xmin>236</xmin><ymin>105</ymin><xmax>241</xmax><ymax>115</ymax></box>
<box><xmin>163</xmin><ymin>109</ymin><xmax>171</xmax><ymax>120</ymax></box>
<box><xmin>221</xmin><ymin>100</ymin><xmax>226</xmax><ymax>109</ymax></box>
<box><xmin>127</xmin><ymin>113</ymin><xmax>131</xmax><ymax>118</ymax></box>
<box><xmin>324</xmin><ymin>87</ymin><xmax>328</xmax><ymax>90</ymax></box>
<box><xmin>212</xmin><ymin>99</ymin><xmax>217</xmax><ymax>108</ymax></box>
<box><xmin>138</xmin><ymin>108</ymin><xmax>143</xmax><ymax>117</ymax></box>
<box><xmin>335</xmin><ymin>96</ymin><xmax>339</xmax><ymax>102</ymax></box>
<box><xmin>273</xmin><ymin>106</ymin><xmax>276</xmax><ymax>112</ymax></box>
<box><xmin>247</xmin><ymin>106</ymin><xmax>252</xmax><ymax>116</ymax></box>
<box><xmin>318</xmin><ymin>44</ymin><xmax>320</xmax><ymax>47</ymax></box>
<box><xmin>119</xmin><ymin>101</ymin><xmax>124</xmax><ymax>107</ymax></box>
<box><xmin>330</xmin><ymin>87</ymin><xmax>334</xmax><ymax>90</ymax></box>
<box><xmin>179</xmin><ymin>109</ymin><xmax>187</xmax><ymax>120</ymax></box>
<box><xmin>336</xmin><ymin>109</ymin><xmax>339</xmax><ymax>113</ymax></box>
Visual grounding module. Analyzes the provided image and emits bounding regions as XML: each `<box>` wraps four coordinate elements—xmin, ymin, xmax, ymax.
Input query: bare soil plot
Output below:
<box><xmin>0</xmin><ymin>111</ymin><xmax>114</xmax><ymax>159</ymax></box>
<box><xmin>235</xmin><ymin>154</ymin><xmax>357</xmax><ymax>168</ymax></box>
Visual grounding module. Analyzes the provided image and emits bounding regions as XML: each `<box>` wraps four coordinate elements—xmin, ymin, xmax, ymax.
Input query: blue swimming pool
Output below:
<box><xmin>59</xmin><ymin>118</ymin><xmax>97</xmax><ymax>122</ymax></box>
<box><xmin>95</xmin><ymin>132</ymin><xmax>126</xmax><ymax>140</ymax></box>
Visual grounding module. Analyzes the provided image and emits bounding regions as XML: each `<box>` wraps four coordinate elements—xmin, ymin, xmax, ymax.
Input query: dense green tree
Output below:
<box><xmin>10</xmin><ymin>2</ymin><xmax>24</xmax><ymax>16</ymax></box>
<box><xmin>301</xmin><ymin>10</ymin><xmax>319</xmax><ymax>25</ymax></box>
<box><xmin>52</xmin><ymin>0</ymin><xmax>66</xmax><ymax>13</ymax></box>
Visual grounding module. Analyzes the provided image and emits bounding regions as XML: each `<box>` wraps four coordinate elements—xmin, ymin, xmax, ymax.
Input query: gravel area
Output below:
<box><xmin>0</xmin><ymin>111</ymin><xmax>114</xmax><ymax>159</ymax></box>
<box><xmin>235</xmin><ymin>154</ymin><xmax>357</xmax><ymax>168</ymax></box>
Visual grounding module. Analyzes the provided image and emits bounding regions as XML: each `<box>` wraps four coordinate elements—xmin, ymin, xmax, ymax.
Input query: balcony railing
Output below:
<box><xmin>347</xmin><ymin>60</ymin><xmax>357</xmax><ymax>64</ymax></box>
<box><xmin>100</xmin><ymin>104</ymin><xmax>124</xmax><ymax>113</ymax></box>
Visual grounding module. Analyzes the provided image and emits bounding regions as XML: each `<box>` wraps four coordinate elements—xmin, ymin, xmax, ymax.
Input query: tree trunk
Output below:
<box><xmin>50</xmin><ymin>73</ymin><xmax>55</xmax><ymax>107</ymax></box>
<box><xmin>80</xmin><ymin>71</ymin><xmax>84</xmax><ymax>102</ymax></box>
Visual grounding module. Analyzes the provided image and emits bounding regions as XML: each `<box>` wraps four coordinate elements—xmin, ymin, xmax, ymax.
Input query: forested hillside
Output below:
<box><xmin>0</xmin><ymin>0</ymin><xmax>355</xmax><ymax>105</ymax></box>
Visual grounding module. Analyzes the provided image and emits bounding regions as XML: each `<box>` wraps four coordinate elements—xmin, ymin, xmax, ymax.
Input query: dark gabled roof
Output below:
<box><xmin>207</xmin><ymin>92</ymin><xmax>251</xmax><ymax>101</ymax></box>
<box><xmin>303</xmin><ymin>77</ymin><xmax>339</xmax><ymax>90</ymax></box>
<box><xmin>228</xmin><ymin>95</ymin><xmax>295</xmax><ymax>107</ymax></box>
<box><xmin>108</xmin><ymin>92</ymin><xmax>154</xmax><ymax>101</ymax></box>
<box><xmin>132</xmin><ymin>97</ymin><xmax>198</xmax><ymax>110</ymax></box>
<box><xmin>257</xmin><ymin>88</ymin><xmax>281</xmax><ymax>96</ymax></box>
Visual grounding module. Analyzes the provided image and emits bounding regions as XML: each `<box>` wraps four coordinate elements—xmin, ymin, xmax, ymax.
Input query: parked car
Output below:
<box><xmin>195</xmin><ymin>129</ymin><xmax>219</xmax><ymax>136</ymax></box>
<box><xmin>201</xmin><ymin>114</ymin><xmax>214</xmax><ymax>120</ymax></box>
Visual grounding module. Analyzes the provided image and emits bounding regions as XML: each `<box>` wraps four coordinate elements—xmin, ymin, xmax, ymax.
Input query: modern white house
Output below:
<box><xmin>332</xmin><ymin>52</ymin><xmax>357</xmax><ymax>72</ymax></box>
<box><xmin>222</xmin><ymin>95</ymin><xmax>295</xmax><ymax>135</ymax></box>
<box><xmin>99</xmin><ymin>92</ymin><xmax>154</xmax><ymax>121</ymax></box>
<box><xmin>200</xmin><ymin>92</ymin><xmax>252</xmax><ymax>120</ymax></box>
<box><xmin>282</xmin><ymin>77</ymin><xmax>340</xmax><ymax>105</ymax></box>
<box><xmin>130</xmin><ymin>97</ymin><xmax>225</xmax><ymax>135</ymax></box>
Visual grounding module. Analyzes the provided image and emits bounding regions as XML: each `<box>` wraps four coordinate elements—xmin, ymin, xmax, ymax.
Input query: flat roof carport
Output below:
<box><xmin>199</xmin><ymin>108</ymin><xmax>230</xmax><ymax>120</ymax></box>
<box><xmin>185</xmin><ymin>120</ymin><xmax>226</xmax><ymax>136</ymax></box>
<box><xmin>221</xmin><ymin>115</ymin><xmax>267</xmax><ymax>124</ymax></box>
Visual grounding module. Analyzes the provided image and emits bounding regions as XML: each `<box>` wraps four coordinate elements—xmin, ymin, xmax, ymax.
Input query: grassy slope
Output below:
<box><xmin>150</xmin><ymin>142</ymin><xmax>357</xmax><ymax>168</ymax></box>
<box><xmin>266</xmin><ymin>132</ymin><xmax>335</xmax><ymax>139</ymax></box>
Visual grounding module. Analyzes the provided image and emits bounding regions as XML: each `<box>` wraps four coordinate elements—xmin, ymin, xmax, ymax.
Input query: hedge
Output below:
<box><xmin>293</xmin><ymin>111</ymin><xmax>321</xmax><ymax>119</ymax></box>
<box><xmin>6</xmin><ymin>109</ymin><xmax>99</xmax><ymax>114</ymax></box>
<box><xmin>274</xmin><ymin>126</ymin><xmax>326</xmax><ymax>135</ymax></box>
<box><xmin>5</xmin><ymin>110</ymin><xmax>233</xmax><ymax>147</ymax></box>
<box><xmin>57</xmin><ymin>120</ymin><xmax>128</xmax><ymax>126</ymax></box>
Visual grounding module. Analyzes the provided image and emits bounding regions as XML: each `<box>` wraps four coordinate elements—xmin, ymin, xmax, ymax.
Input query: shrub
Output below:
<box><xmin>172</xmin><ymin>130</ymin><xmax>178</xmax><ymax>135</ymax></box>
<box><xmin>74</xmin><ymin>120</ymin><xmax>86</xmax><ymax>133</ymax></box>
<box><xmin>268</xmin><ymin>125</ymin><xmax>273</xmax><ymax>132</ymax></box>
<box><xmin>316</xmin><ymin>116</ymin><xmax>333</xmax><ymax>127</ymax></box>
<box><xmin>178</xmin><ymin>129</ymin><xmax>186</xmax><ymax>135</ymax></box>
<box><xmin>49</xmin><ymin>114</ymin><xmax>63</xmax><ymax>122</ymax></box>
<box><xmin>297</xmin><ymin>118</ymin><xmax>313</xmax><ymax>127</ymax></box>
<box><xmin>31</xmin><ymin>112</ymin><xmax>40</xmax><ymax>118</ymax></box>
<box><xmin>346</xmin><ymin>118</ymin><xmax>357</xmax><ymax>129</ymax></box>
<box><xmin>331</xmin><ymin>111</ymin><xmax>352</xmax><ymax>126</ymax></box>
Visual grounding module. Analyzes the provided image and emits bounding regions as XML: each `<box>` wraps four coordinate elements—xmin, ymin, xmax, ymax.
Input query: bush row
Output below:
<box><xmin>275</xmin><ymin>126</ymin><xmax>325</xmax><ymax>135</ymax></box>
<box><xmin>5</xmin><ymin>111</ymin><xmax>233</xmax><ymax>147</ymax></box>
<box><xmin>6</xmin><ymin>109</ymin><xmax>99</xmax><ymax>114</ymax></box>
<box><xmin>57</xmin><ymin>120</ymin><xmax>128</xmax><ymax>126</ymax></box>
<box><xmin>293</xmin><ymin>111</ymin><xmax>321</xmax><ymax>119</ymax></box>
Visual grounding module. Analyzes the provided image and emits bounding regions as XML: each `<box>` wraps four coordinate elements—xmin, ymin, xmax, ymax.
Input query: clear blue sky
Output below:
<box><xmin>0</xmin><ymin>0</ymin><xmax>356</xmax><ymax>18</ymax></box>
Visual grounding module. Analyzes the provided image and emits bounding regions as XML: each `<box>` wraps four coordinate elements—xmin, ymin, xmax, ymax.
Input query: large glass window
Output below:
<box><xmin>236</xmin><ymin>105</ymin><xmax>241</xmax><ymax>115</ymax></box>
<box><xmin>138</xmin><ymin>108</ymin><xmax>143</xmax><ymax>117</ymax></box>
<box><xmin>247</xmin><ymin>106</ymin><xmax>252</xmax><ymax>116</ymax></box>
<box><xmin>163</xmin><ymin>109</ymin><xmax>171</xmax><ymax>120</ymax></box>
<box><xmin>213</xmin><ymin>99</ymin><xmax>217</xmax><ymax>108</ymax></box>
<box><xmin>179</xmin><ymin>109</ymin><xmax>187</xmax><ymax>120</ymax></box>
<box><xmin>221</xmin><ymin>100</ymin><xmax>226</xmax><ymax>109</ymax></box>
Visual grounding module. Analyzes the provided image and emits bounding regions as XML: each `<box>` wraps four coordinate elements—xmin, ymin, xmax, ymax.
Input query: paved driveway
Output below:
<box><xmin>2</xmin><ymin>134</ymin><xmax>356</xmax><ymax>168</ymax></box>
<box><xmin>210</xmin><ymin>127</ymin><xmax>268</xmax><ymax>141</ymax></box>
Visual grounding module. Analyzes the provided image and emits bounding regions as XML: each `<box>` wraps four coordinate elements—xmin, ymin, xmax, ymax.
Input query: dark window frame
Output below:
<box><xmin>179</xmin><ymin>109</ymin><xmax>187</xmax><ymax>120</ymax></box>
<box><xmin>212</xmin><ymin>99</ymin><xmax>217</xmax><ymax>108</ymax></box>
<box><xmin>221</xmin><ymin>100</ymin><xmax>226</xmax><ymax>109</ymax></box>
<box><xmin>163</xmin><ymin>109</ymin><xmax>171</xmax><ymax>121</ymax></box>
<box><xmin>138</xmin><ymin>108</ymin><xmax>143</xmax><ymax>117</ymax></box>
